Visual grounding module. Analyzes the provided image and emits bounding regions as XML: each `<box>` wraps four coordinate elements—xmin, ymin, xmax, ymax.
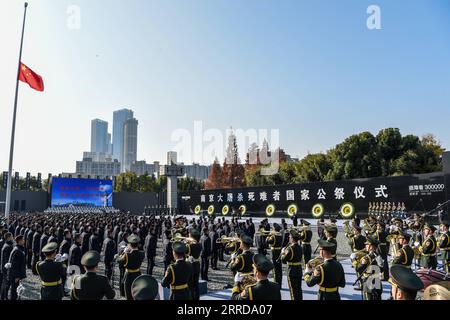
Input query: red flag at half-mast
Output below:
<box><xmin>18</xmin><ymin>62</ymin><xmax>44</xmax><ymax>92</ymax></box>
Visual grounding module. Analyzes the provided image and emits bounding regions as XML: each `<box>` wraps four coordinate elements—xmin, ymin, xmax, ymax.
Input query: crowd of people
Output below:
<box><xmin>0</xmin><ymin>211</ymin><xmax>449</xmax><ymax>301</ymax></box>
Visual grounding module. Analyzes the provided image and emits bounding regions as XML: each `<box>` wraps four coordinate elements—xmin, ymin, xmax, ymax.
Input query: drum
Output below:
<box><xmin>416</xmin><ymin>268</ymin><xmax>450</xmax><ymax>290</ymax></box>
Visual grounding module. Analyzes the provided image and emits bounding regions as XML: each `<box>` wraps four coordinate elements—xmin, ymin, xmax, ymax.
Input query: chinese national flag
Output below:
<box><xmin>18</xmin><ymin>62</ymin><xmax>44</xmax><ymax>92</ymax></box>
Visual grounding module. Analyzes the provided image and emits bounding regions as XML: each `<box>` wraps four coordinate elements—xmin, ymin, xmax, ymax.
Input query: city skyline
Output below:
<box><xmin>1</xmin><ymin>0</ymin><xmax>450</xmax><ymax>176</ymax></box>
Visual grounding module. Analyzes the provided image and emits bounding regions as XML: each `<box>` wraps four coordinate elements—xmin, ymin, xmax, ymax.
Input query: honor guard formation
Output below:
<box><xmin>0</xmin><ymin>211</ymin><xmax>449</xmax><ymax>301</ymax></box>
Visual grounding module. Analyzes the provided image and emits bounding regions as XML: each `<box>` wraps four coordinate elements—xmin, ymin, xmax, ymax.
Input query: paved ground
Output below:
<box><xmin>16</xmin><ymin>218</ymin><xmax>356</xmax><ymax>300</ymax></box>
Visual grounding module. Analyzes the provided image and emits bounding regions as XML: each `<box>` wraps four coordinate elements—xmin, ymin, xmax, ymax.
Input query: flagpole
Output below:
<box><xmin>5</xmin><ymin>2</ymin><xmax>28</xmax><ymax>224</ymax></box>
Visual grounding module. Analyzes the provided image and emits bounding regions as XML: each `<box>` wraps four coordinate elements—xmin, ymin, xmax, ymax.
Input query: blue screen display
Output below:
<box><xmin>51</xmin><ymin>178</ymin><xmax>113</xmax><ymax>207</ymax></box>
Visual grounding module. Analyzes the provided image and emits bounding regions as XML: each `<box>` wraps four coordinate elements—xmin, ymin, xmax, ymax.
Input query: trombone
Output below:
<box><xmin>216</xmin><ymin>235</ymin><xmax>240</xmax><ymax>244</ymax></box>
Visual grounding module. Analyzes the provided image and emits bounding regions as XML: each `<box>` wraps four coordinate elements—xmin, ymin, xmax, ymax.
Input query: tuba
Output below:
<box><xmin>239</xmin><ymin>273</ymin><xmax>257</xmax><ymax>291</ymax></box>
<box><xmin>306</xmin><ymin>256</ymin><xmax>324</xmax><ymax>270</ymax></box>
<box><xmin>350</xmin><ymin>249</ymin><xmax>367</xmax><ymax>267</ymax></box>
<box><xmin>386</xmin><ymin>234</ymin><xmax>399</xmax><ymax>257</ymax></box>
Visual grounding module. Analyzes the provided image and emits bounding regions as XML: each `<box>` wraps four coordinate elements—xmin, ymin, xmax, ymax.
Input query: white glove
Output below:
<box><xmin>281</xmin><ymin>248</ymin><xmax>286</xmax><ymax>255</ymax></box>
<box><xmin>4</xmin><ymin>263</ymin><xmax>12</xmax><ymax>269</ymax></box>
<box><xmin>414</xmin><ymin>241</ymin><xmax>420</xmax><ymax>247</ymax></box>
<box><xmin>305</xmin><ymin>266</ymin><xmax>312</xmax><ymax>274</ymax></box>
<box><xmin>350</xmin><ymin>253</ymin><xmax>356</xmax><ymax>260</ymax></box>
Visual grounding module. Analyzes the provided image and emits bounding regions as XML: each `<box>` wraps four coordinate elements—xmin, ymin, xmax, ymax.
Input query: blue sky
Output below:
<box><xmin>1</xmin><ymin>0</ymin><xmax>449</xmax><ymax>176</ymax></box>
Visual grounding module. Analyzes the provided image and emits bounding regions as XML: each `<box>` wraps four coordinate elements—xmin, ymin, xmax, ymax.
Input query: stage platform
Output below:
<box><xmin>200</xmin><ymin>258</ymin><xmax>392</xmax><ymax>300</ymax></box>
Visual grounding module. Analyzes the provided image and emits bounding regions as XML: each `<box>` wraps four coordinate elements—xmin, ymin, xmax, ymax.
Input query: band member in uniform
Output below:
<box><xmin>418</xmin><ymin>223</ymin><xmax>438</xmax><ymax>269</ymax></box>
<box><xmin>36</xmin><ymin>242</ymin><xmax>67</xmax><ymax>300</ymax></box>
<box><xmin>392</xmin><ymin>233</ymin><xmax>414</xmax><ymax>268</ymax></box>
<box><xmin>281</xmin><ymin>229</ymin><xmax>303</xmax><ymax>300</ymax></box>
<box><xmin>70</xmin><ymin>251</ymin><xmax>115</xmax><ymax>300</ymax></box>
<box><xmin>131</xmin><ymin>275</ymin><xmax>159</xmax><ymax>300</ymax></box>
<box><xmin>349</xmin><ymin>226</ymin><xmax>366</xmax><ymax>252</ymax></box>
<box><xmin>265</xmin><ymin>223</ymin><xmax>283</xmax><ymax>286</ymax></box>
<box><xmin>438</xmin><ymin>221</ymin><xmax>450</xmax><ymax>272</ymax></box>
<box><xmin>229</xmin><ymin>235</ymin><xmax>254</xmax><ymax>291</ymax></box>
<box><xmin>389</xmin><ymin>265</ymin><xmax>424</xmax><ymax>300</ymax></box>
<box><xmin>324</xmin><ymin>226</ymin><xmax>338</xmax><ymax>259</ymax></box>
<box><xmin>7</xmin><ymin>235</ymin><xmax>27</xmax><ymax>300</ymax></box>
<box><xmin>355</xmin><ymin>236</ymin><xmax>383</xmax><ymax>300</ymax></box>
<box><xmin>232</xmin><ymin>254</ymin><xmax>281</xmax><ymax>300</ymax></box>
<box><xmin>117</xmin><ymin>234</ymin><xmax>144</xmax><ymax>300</ymax></box>
<box><xmin>117</xmin><ymin>232</ymin><xmax>128</xmax><ymax>297</ymax></box>
<box><xmin>162</xmin><ymin>241</ymin><xmax>193</xmax><ymax>300</ymax></box>
<box><xmin>186</xmin><ymin>229</ymin><xmax>202</xmax><ymax>300</ymax></box>
<box><xmin>299</xmin><ymin>219</ymin><xmax>312</xmax><ymax>266</ymax></box>
<box><xmin>304</xmin><ymin>239</ymin><xmax>345</xmax><ymax>300</ymax></box>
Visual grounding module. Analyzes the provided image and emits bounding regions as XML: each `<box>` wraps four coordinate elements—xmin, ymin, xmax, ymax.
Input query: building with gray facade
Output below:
<box><xmin>91</xmin><ymin>119</ymin><xmax>110</xmax><ymax>153</ymax></box>
<box><xmin>112</xmin><ymin>108</ymin><xmax>134</xmax><ymax>165</ymax></box>
<box><xmin>122</xmin><ymin>118</ymin><xmax>138</xmax><ymax>172</ymax></box>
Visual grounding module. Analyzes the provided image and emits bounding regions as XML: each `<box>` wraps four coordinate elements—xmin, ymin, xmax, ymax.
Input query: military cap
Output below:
<box><xmin>131</xmin><ymin>275</ymin><xmax>159</xmax><ymax>300</ymax></box>
<box><xmin>423</xmin><ymin>281</ymin><xmax>450</xmax><ymax>300</ymax></box>
<box><xmin>397</xmin><ymin>232</ymin><xmax>411</xmax><ymax>242</ymax></box>
<box><xmin>440</xmin><ymin>220</ymin><xmax>450</xmax><ymax>228</ymax></box>
<box><xmin>42</xmin><ymin>242</ymin><xmax>58</xmax><ymax>253</ymax></box>
<box><xmin>365</xmin><ymin>236</ymin><xmax>379</xmax><ymax>246</ymax></box>
<box><xmin>289</xmin><ymin>229</ymin><xmax>301</xmax><ymax>240</ymax></box>
<box><xmin>389</xmin><ymin>265</ymin><xmax>424</xmax><ymax>294</ymax></box>
<box><xmin>172</xmin><ymin>241</ymin><xmax>187</xmax><ymax>254</ymax></box>
<box><xmin>128</xmin><ymin>234</ymin><xmax>140</xmax><ymax>244</ymax></box>
<box><xmin>189</xmin><ymin>228</ymin><xmax>200</xmax><ymax>237</ymax></box>
<box><xmin>240</xmin><ymin>235</ymin><xmax>253</xmax><ymax>246</ymax></box>
<box><xmin>325</xmin><ymin>225</ymin><xmax>337</xmax><ymax>232</ymax></box>
<box><xmin>317</xmin><ymin>239</ymin><xmax>336</xmax><ymax>251</ymax></box>
<box><xmin>423</xmin><ymin>223</ymin><xmax>436</xmax><ymax>232</ymax></box>
<box><xmin>253</xmin><ymin>254</ymin><xmax>274</xmax><ymax>274</ymax></box>
<box><xmin>330</xmin><ymin>218</ymin><xmax>337</xmax><ymax>223</ymax></box>
<box><xmin>301</xmin><ymin>219</ymin><xmax>311</xmax><ymax>226</ymax></box>
<box><xmin>81</xmin><ymin>251</ymin><xmax>101</xmax><ymax>267</ymax></box>
<box><xmin>273</xmin><ymin>223</ymin><xmax>282</xmax><ymax>232</ymax></box>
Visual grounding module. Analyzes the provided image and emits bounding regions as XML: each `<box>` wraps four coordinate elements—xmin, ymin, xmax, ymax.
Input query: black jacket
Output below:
<box><xmin>8</xmin><ymin>245</ymin><xmax>27</xmax><ymax>280</ymax></box>
<box><xmin>1</xmin><ymin>241</ymin><xmax>14</xmax><ymax>275</ymax></box>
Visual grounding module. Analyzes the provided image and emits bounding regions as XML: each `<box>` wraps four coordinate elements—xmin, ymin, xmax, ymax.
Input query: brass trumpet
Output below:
<box><xmin>170</xmin><ymin>233</ymin><xmax>197</xmax><ymax>244</ymax></box>
<box><xmin>255</xmin><ymin>229</ymin><xmax>282</xmax><ymax>236</ymax></box>
<box><xmin>216</xmin><ymin>235</ymin><xmax>240</xmax><ymax>244</ymax></box>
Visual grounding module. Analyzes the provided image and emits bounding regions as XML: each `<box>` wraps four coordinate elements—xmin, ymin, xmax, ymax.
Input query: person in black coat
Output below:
<box><xmin>25</xmin><ymin>224</ymin><xmax>35</xmax><ymax>269</ymax></box>
<box><xmin>0</xmin><ymin>233</ymin><xmax>14</xmax><ymax>300</ymax></box>
<box><xmin>40</xmin><ymin>227</ymin><xmax>50</xmax><ymax>261</ymax></box>
<box><xmin>200</xmin><ymin>228</ymin><xmax>211</xmax><ymax>281</ymax></box>
<box><xmin>69</xmin><ymin>233</ymin><xmax>83</xmax><ymax>274</ymax></box>
<box><xmin>102</xmin><ymin>229</ymin><xmax>116</xmax><ymax>281</ymax></box>
<box><xmin>59</xmin><ymin>229</ymin><xmax>72</xmax><ymax>256</ymax></box>
<box><xmin>144</xmin><ymin>229</ymin><xmax>157</xmax><ymax>275</ymax></box>
<box><xmin>163</xmin><ymin>230</ymin><xmax>173</xmax><ymax>272</ymax></box>
<box><xmin>89</xmin><ymin>228</ymin><xmax>101</xmax><ymax>253</ymax></box>
<box><xmin>209</xmin><ymin>225</ymin><xmax>219</xmax><ymax>270</ymax></box>
<box><xmin>31</xmin><ymin>225</ymin><xmax>42</xmax><ymax>275</ymax></box>
<box><xmin>8</xmin><ymin>235</ymin><xmax>27</xmax><ymax>300</ymax></box>
<box><xmin>81</xmin><ymin>226</ymin><xmax>91</xmax><ymax>255</ymax></box>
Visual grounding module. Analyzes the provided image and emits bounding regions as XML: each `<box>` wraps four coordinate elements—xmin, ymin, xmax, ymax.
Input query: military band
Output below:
<box><xmin>0</xmin><ymin>211</ymin><xmax>449</xmax><ymax>301</ymax></box>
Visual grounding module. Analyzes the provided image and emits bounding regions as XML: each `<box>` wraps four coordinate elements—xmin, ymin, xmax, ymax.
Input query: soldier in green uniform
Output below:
<box><xmin>281</xmin><ymin>229</ymin><xmax>303</xmax><ymax>300</ymax></box>
<box><xmin>35</xmin><ymin>242</ymin><xmax>67</xmax><ymax>300</ymax></box>
<box><xmin>131</xmin><ymin>275</ymin><xmax>159</xmax><ymax>300</ymax></box>
<box><xmin>389</xmin><ymin>265</ymin><xmax>424</xmax><ymax>300</ymax></box>
<box><xmin>349</xmin><ymin>226</ymin><xmax>366</xmax><ymax>252</ymax></box>
<box><xmin>232</xmin><ymin>254</ymin><xmax>281</xmax><ymax>300</ymax></box>
<box><xmin>117</xmin><ymin>234</ymin><xmax>145</xmax><ymax>300</ymax></box>
<box><xmin>162</xmin><ymin>241</ymin><xmax>193</xmax><ymax>300</ymax></box>
<box><xmin>229</xmin><ymin>235</ymin><xmax>254</xmax><ymax>292</ymax></box>
<box><xmin>324</xmin><ymin>226</ymin><xmax>338</xmax><ymax>259</ymax></box>
<box><xmin>304</xmin><ymin>239</ymin><xmax>345</xmax><ymax>300</ymax></box>
<box><xmin>392</xmin><ymin>233</ymin><xmax>414</xmax><ymax>268</ymax></box>
<box><xmin>355</xmin><ymin>236</ymin><xmax>383</xmax><ymax>300</ymax></box>
<box><xmin>70</xmin><ymin>251</ymin><xmax>115</xmax><ymax>300</ymax></box>
<box><xmin>374</xmin><ymin>221</ymin><xmax>389</xmax><ymax>281</ymax></box>
<box><xmin>299</xmin><ymin>219</ymin><xmax>312</xmax><ymax>266</ymax></box>
<box><xmin>418</xmin><ymin>223</ymin><xmax>438</xmax><ymax>269</ymax></box>
<box><xmin>265</xmin><ymin>223</ymin><xmax>283</xmax><ymax>286</ymax></box>
<box><xmin>186</xmin><ymin>229</ymin><xmax>202</xmax><ymax>300</ymax></box>
<box><xmin>438</xmin><ymin>221</ymin><xmax>450</xmax><ymax>272</ymax></box>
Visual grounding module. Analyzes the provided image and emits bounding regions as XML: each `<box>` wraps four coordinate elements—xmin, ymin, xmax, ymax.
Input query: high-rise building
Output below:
<box><xmin>122</xmin><ymin>118</ymin><xmax>138</xmax><ymax>172</ymax></box>
<box><xmin>91</xmin><ymin>119</ymin><xmax>109</xmax><ymax>153</ymax></box>
<box><xmin>167</xmin><ymin>151</ymin><xmax>177</xmax><ymax>165</ymax></box>
<box><xmin>112</xmin><ymin>109</ymin><xmax>134</xmax><ymax>164</ymax></box>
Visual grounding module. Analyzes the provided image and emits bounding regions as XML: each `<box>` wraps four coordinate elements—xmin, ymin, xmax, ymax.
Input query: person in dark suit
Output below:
<box><xmin>39</xmin><ymin>226</ymin><xmax>50</xmax><ymax>261</ymax></box>
<box><xmin>81</xmin><ymin>226</ymin><xmax>91</xmax><ymax>255</ymax></box>
<box><xmin>70</xmin><ymin>251</ymin><xmax>115</xmax><ymax>300</ymax></box>
<box><xmin>200</xmin><ymin>228</ymin><xmax>211</xmax><ymax>281</ymax></box>
<box><xmin>7</xmin><ymin>235</ymin><xmax>27</xmax><ymax>300</ymax></box>
<box><xmin>163</xmin><ymin>230</ymin><xmax>173</xmax><ymax>272</ymax></box>
<box><xmin>0</xmin><ymin>232</ymin><xmax>14</xmax><ymax>300</ymax></box>
<box><xmin>144</xmin><ymin>228</ymin><xmax>157</xmax><ymax>276</ymax></box>
<box><xmin>232</xmin><ymin>253</ymin><xmax>281</xmax><ymax>300</ymax></box>
<box><xmin>69</xmin><ymin>233</ymin><xmax>83</xmax><ymax>274</ymax></box>
<box><xmin>59</xmin><ymin>229</ymin><xmax>72</xmax><ymax>256</ymax></box>
<box><xmin>102</xmin><ymin>229</ymin><xmax>116</xmax><ymax>281</ymax></box>
<box><xmin>31</xmin><ymin>225</ymin><xmax>42</xmax><ymax>275</ymax></box>
<box><xmin>25</xmin><ymin>224</ymin><xmax>35</xmax><ymax>270</ymax></box>
<box><xmin>209</xmin><ymin>225</ymin><xmax>219</xmax><ymax>270</ymax></box>
<box><xmin>89</xmin><ymin>227</ymin><xmax>101</xmax><ymax>253</ymax></box>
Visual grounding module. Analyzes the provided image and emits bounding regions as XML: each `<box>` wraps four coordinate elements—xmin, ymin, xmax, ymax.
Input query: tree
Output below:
<box><xmin>221</xmin><ymin>131</ymin><xmax>246</xmax><ymax>188</ymax></box>
<box><xmin>205</xmin><ymin>158</ymin><xmax>223</xmax><ymax>190</ymax></box>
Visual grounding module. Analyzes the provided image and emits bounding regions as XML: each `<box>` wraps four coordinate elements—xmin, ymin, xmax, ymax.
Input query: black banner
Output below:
<box><xmin>25</xmin><ymin>172</ymin><xmax>31</xmax><ymax>189</ymax></box>
<box><xmin>14</xmin><ymin>172</ymin><xmax>20</xmax><ymax>190</ymax></box>
<box><xmin>2</xmin><ymin>172</ymin><xmax>7</xmax><ymax>189</ymax></box>
<box><xmin>37</xmin><ymin>173</ymin><xmax>42</xmax><ymax>189</ymax></box>
<box><xmin>179</xmin><ymin>172</ymin><xmax>449</xmax><ymax>218</ymax></box>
